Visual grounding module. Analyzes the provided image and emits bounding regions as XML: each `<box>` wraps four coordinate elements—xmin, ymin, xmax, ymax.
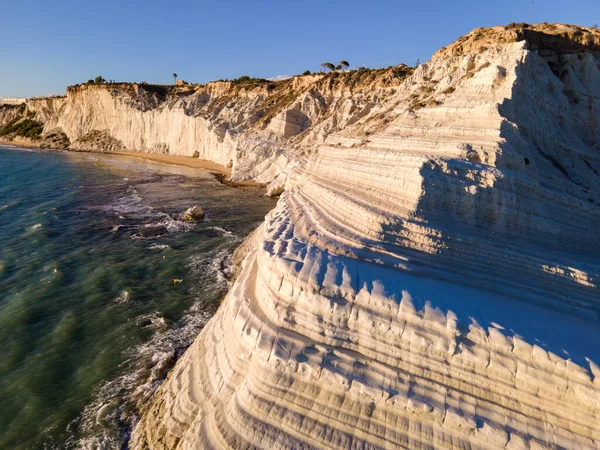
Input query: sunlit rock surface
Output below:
<box><xmin>3</xmin><ymin>23</ymin><xmax>598</xmax><ymax>450</ymax></box>
<box><xmin>16</xmin><ymin>69</ymin><xmax>410</xmax><ymax>193</ymax></box>
<box><xmin>131</xmin><ymin>24</ymin><xmax>600</xmax><ymax>449</ymax></box>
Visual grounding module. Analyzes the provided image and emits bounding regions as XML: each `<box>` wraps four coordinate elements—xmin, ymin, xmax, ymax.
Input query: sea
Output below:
<box><xmin>0</xmin><ymin>146</ymin><xmax>275</xmax><ymax>449</ymax></box>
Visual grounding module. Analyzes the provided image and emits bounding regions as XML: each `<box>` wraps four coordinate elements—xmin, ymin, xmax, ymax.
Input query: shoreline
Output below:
<box><xmin>0</xmin><ymin>140</ymin><xmax>265</xmax><ymax>188</ymax></box>
<box><xmin>0</xmin><ymin>146</ymin><xmax>275</xmax><ymax>448</ymax></box>
<box><xmin>109</xmin><ymin>152</ymin><xmax>266</xmax><ymax>188</ymax></box>
<box><xmin>108</xmin><ymin>150</ymin><xmax>232</xmax><ymax>175</ymax></box>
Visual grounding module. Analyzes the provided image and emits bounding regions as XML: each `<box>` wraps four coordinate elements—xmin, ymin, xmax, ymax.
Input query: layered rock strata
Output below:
<box><xmin>132</xmin><ymin>24</ymin><xmax>600</xmax><ymax>449</ymax></box>
<box><xmin>4</xmin><ymin>68</ymin><xmax>411</xmax><ymax>194</ymax></box>
<box><xmin>2</xmin><ymin>23</ymin><xmax>599</xmax><ymax>450</ymax></box>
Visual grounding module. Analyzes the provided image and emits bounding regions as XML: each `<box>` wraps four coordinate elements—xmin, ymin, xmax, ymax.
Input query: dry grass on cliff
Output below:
<box><xmin>436</xmin><ymin>22</ymin><xmax>600</xmax><ymax>59</ymax></box>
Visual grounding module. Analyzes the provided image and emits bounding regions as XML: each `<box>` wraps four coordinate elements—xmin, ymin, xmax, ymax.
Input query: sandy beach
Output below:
<box><xmin>109</xmin><ymin>151</ymin><xmax>265</xmax><ymax>187</ymax></box>
<box><xmin>0</xmin><ymin>141</ymin><xmax>265</xmax><ymax>188</ymax></box>
<box><xmin>109</xmin><ymin>151</ymin><xmax>232</xmax><ymax>175</ymax></box>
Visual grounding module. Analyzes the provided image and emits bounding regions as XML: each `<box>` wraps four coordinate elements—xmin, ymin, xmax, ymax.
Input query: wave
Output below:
<box><xmin>65</xmin><ymin>244</ymin><xmax>237</xmax><ymax>449</ymax></box>
<box><xmin>103</xmin><ymin>186</ymin><xmax>152</xmax><ymax>218</ymax></box>
<box><xmin>188</xmin><ymin>247</ymin><xmax>236</xmax><ymax>289</ymax></box>
<box><xmin>148</xmin><ymin>244</ymin><xmax>171</xmax><ymax>250</ymax></box>
<box><xmin>209</xmin><ymin>226</ymin><xmax>234</xmax><ymax>237</ymax></box>
<box><xmin>26</xmin><ymin>223</ymin><xmax>43</xmax><ymax>233</ymax></box>
<box><xmin>130</xmin><ymin>214</ymin><xmax>195</xmax><ymax>240</ymax></box>
<box><xmin>105</xmin><ymin>187</ymin><xmax>198</xmax><ymax>240</ymax></box>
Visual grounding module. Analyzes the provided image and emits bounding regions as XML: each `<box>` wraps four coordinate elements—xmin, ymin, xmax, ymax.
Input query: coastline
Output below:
<box><xmin>4</xmin><ymin>24</ymin><xmax>599</xmax><ymax>449</ymax></box>
<box><xmin>108</xmin><ymin>152</ymin><xmax>267</xmax><ymax>188</ymax></box>
<box><xmin>109</xmin><ymin>151</ymin><xmax>232</xmax><ymax>176</ymax></box>
<box><xmin>0</xmin><ymin>144</ymin><xmax>276</xmax><ymax>448</ymax></box>
<box><xmin>0</xmin><ymin>139</ymin><xmax>265</xmax><ymax>188</ymax></box>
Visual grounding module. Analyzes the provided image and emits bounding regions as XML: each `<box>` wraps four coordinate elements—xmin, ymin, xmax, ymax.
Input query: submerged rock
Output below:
<box><xmin>181</xmin><ymin>205</ymin><xmax>205</xmax><ymax>221</ymax></box>
<box><xmin>139</xmin><ymin>224</ymin><xmax>168</xmax><ymax>238</ymax></box>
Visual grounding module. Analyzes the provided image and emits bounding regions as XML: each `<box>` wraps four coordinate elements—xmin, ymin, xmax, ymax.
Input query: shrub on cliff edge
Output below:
<box><xmin>0</xmin><ymin>118</ymin><xmax>44</xmax><ymax>140</ymax></box>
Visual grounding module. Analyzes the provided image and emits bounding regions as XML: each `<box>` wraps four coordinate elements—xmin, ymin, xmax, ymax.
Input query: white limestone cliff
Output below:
<box><xmin>0</xmin><ymin>103</ymin><xmax>24</xmax><ymax>125</ymax></box>
<box><xmin>3</xmin><ymin>22</ymin><xmax>599</xmax><ymax>450</ymax></box>
<box><xmin>12</xmin><ymin>70</ymin><xmax>407</xmax><ymax>193</ymax></box>
<box><xmin>131</xmin><ymin>24</ymin><xmax>600</xmax><ymax>449</ymax></box>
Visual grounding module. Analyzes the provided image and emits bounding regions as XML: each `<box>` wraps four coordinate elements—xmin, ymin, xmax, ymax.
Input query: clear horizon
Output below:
<box><xmin>2</xmin><ymin>0</ymin><xmax>599</xmax><ymax>98</ymax></box>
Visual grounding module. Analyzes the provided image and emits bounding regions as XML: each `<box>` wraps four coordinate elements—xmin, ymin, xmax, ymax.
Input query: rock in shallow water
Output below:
<box><xmin>181</xmin><ymin>206</ymin><xmax>205</xmax><ymax>222</ymax></box>
<box><xmin>140</xmin><ymin>224</ymin><xmax>168</xmax><ymax>238</ymax></box>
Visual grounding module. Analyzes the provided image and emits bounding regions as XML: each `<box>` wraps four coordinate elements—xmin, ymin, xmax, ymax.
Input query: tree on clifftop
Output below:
<box><xmin>94</xmin><ymin>76</ymin><xmax>106</xmax><ymax>84</ymax></box>
<box><xmin>320</xmin><ymin>62</ymin><xmax>336</xmax><ymax>72</ymax></box>
<box><xmin>339</xmin><ymin>60</ymin><xmax>350</xmax><ymax>69</ymax></box>
<box><xmin>172</xmin><ymin>73</ymin><xmax>178</xmax><ymax>84</ymax></box>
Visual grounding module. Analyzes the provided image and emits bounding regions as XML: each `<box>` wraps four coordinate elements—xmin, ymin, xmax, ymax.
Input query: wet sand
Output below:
<box><xmin>109</xmin><ymin>151</ymin><xmax>232</xmax><ymax>175</ymax></box>
<box><xmin>107</xmin><ymin>152</ymin><xmax>265</xmax><ymax>187</ymax></box>
<box><xmin>0</xmin><ymin>141</ymin><xmax>264</xmax><ymax>188</ymax></box>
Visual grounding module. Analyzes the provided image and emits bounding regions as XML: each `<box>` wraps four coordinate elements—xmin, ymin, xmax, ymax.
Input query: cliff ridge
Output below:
<box><xmin>2</xmin><ymin>24</ymin><xmax>600</xmax><ymax>449</ymax></box>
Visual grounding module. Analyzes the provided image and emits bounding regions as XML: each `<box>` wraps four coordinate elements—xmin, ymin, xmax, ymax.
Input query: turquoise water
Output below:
<box><xmin>0</xmin><ymin>147</ymin><xmax>275</xmax><ymax>449</ymax></box>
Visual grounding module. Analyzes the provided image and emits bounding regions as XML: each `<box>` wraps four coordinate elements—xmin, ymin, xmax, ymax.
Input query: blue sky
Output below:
<box><xmin>1</xmin><ymin>0</ymin><xmax>599</xmax><ymax>97</ymax></box>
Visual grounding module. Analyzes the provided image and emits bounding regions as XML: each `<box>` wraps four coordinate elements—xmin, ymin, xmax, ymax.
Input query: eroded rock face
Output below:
<box><xmin>132</xmin><ymin>27</ymin><xmax>600</xmax><ymax>449</ymax></box>
<box><xmin>8</xmin><ymin>68</ymin><xmax>411</xmax><ymax>195</ymax></box>
<box><xmin>2</xmin><ymin>23</ymin><xmax>599</xmax><ymax>450</ymax></box>
<box><xmin>0</xmin><ymin>104</ymin><xmax>24</xmax><ymax>126</ymax></box>
<box><xmin>70</xmin><ymin>129</ymin><xmax>125</xmax><ymax>152</ymax></box>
